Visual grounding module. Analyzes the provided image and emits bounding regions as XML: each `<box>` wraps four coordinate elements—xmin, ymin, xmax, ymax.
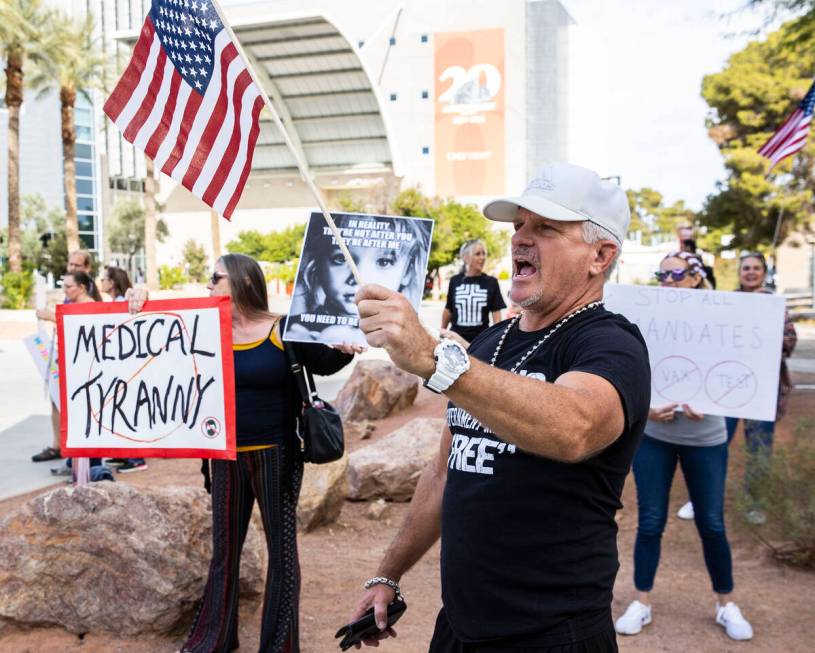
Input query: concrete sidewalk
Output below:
<box><xmin>0</xmin><ymin>338</ymin><xmax>62</xmax><ymax>500</ymax></box>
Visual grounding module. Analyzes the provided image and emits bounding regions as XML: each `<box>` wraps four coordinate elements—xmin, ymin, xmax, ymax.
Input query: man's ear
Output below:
<box><xmin>589</xmin><ymin>242</ymin><xmax>618</xmax><ymax>278</ymax></box>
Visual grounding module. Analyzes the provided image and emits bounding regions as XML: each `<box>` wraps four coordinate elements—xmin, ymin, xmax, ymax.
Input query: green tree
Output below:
<box><xmin>748</xmin><ymin>0</ymin><xmax>815</xmax><ymax>27</ymax></box>
<box><xmin>0</xmin><ymin>195</ymin><xmax>68</xmax><ymax>277</ymax></box>
<box><xmin>700</xmin><ymin>17</ymin><xmax>815</xmax><ymax>250</ymax></box>
<box><xmin>626</xmin><ymin>188</ymin><xmax>698</xmax><ymax>245</ymax></box>
<box><xmin>28</xmin><ymin>12</ymin><xmax>107</xmax><ymax>254</ymax></box>
<box><xmin>0</xmin><ymin>0</ymin><xmax>61</xmax><ymax>272</ymax></box>
<box><xmin>182</xmin><ymin>239</ymin><xmax>208</xmax><ymax>282</ymax></box>
<box><xmin>390</xmin><ymin>188</ymin><xmax>510</xmax><ymax>272</ymax></box>
<box><xmin>226</xmin><ymin>224</ymin><xmax>305</xmax><ymax>263</ymax></box>
<box><xmin>107</xmin><ymin>201</ymin><xmax>169</xmax><ymax>271</ymax></box>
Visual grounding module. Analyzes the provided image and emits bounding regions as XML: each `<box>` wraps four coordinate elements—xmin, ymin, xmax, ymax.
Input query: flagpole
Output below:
<box><xmin>208</xmin><ymin>0</ymin><xmax>363</xmax><ymax>286</ymax></box>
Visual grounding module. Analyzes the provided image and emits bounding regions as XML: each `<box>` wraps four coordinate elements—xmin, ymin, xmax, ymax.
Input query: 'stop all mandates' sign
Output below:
<box><xmin>57</xmin><ymin>297</ymin><xmax>236</xmax><ymax>459</ymax></box>
<box><xmin>604</xmin><ymin>284</ymin><xmax>786</xmax><ymax>421</ymax></box>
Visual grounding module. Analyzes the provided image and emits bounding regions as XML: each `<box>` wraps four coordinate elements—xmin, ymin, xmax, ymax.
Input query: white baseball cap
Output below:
<box><xmin>483</xmin><ymin>162</ymin><xmax>630</xmax><ymax>245</ymax></box>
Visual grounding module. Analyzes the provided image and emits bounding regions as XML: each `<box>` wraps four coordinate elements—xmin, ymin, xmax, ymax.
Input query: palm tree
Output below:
<box><xmin>29</xmin><ymin>13</ymin><xmax>107</xmax><ymax>254</ymax></box>
<box><xmin>0</xmin><ymin>0</ymin><xmax>58</xmax><ymax>272</ymax></box>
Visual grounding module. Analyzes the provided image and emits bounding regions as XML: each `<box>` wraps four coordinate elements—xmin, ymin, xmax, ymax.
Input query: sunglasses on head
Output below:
<box><xmin>210</xmin><ymin>271</ymin><xmax>228</xmax><ymax>285</ymax></box>
<box><xmin>654</xmin><ymin>268</ymin><xmax>692</xmax><ymax>282</ymax></box>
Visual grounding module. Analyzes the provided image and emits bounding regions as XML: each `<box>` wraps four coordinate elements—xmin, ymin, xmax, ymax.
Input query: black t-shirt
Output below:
<box><xmin>441</xmin><ymin>307</ymin><xmax>651</xmax><ymax>645</ymax></box>
<box><xmin>445</xmin><ymin>273</ymin><xmax>507</xmax><ymax>342</ymax></box>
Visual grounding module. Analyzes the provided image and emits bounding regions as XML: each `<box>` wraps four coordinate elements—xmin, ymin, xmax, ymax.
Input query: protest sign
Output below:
<box><xmin>56</xmin><ymin>297</ymin><xmax>236</xmax><ymax>459</ymax></box>
<box><xmin>23</xmin><ymin>330</ymin><xmax>60</xmax><ymax>408</ymax></box>
<box><xmin>284</xmin><ymin>212</ymin><xmax>434</xmax><ymax>346</ymax></box>
<box><xmin>604</xmin><ymin>284</ymin><xmax>786</xmax><ymax>421</ymax></box>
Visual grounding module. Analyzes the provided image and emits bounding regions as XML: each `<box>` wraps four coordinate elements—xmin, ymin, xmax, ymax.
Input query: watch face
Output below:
<box><xmin>441</xmin><ymin>342</ymin><xmax>468</xmax><ymax>371</ymax></box>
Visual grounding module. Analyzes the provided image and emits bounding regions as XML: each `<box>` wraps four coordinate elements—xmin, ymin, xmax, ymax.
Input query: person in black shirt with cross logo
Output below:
<box><xmin>348</xmin><ymin>163</ymin><xmax>651</xmax><ymax>653</ymax></box>
<box><xmin>441</xmin><ymin>239</ymin><xmax>506</xmax><ymax>344</ymax></box>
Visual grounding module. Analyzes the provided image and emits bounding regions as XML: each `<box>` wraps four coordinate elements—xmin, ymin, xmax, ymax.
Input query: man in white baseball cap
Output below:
<box><xmin>348</xmin><ymin>162</ymin><xmax>650</xmax><ymax>653</ymax></box>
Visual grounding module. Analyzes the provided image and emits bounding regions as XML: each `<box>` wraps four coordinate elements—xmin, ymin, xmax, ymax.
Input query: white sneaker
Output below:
<box><xmin>615</xmin><ymin>600</ymin><xmax>652</xmax><ymax>635</ymax></box>
<box><xmin>677</xmin><ymin>501</ymin><xmax>694</xmax><ymax>520</ymax></box>
<box><xmin>716</xmin><ymin>602</ymin><xmax>753</xmax><ymax>641</ymax></box>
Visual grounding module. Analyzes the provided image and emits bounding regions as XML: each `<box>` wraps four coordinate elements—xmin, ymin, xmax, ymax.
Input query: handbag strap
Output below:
<box><xmin>282</xmin><ymin>340</ymin><xmax>319</xmax><ymax>406</ymax></box>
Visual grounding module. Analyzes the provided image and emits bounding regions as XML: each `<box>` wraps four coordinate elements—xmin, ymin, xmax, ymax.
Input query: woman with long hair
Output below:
<box><xmin>100</xmin><ymin>266</ymin><xmax>133</xmax><ymax>301</ymax></box>
<box><xmin>441</xmin><ymin>239</ymin><xmax>506</xmax><ymax>344</ymax></box>
<box><xmin>130</xmin><ymin>253</ymin><xmax>359</xmax><ymax>652</ymax></box>
<box><xmin>62</xmin><ymin>270</ymin><xmax>95</xmax><ymax>306</ymax></box>
<box><xmin>615</xmin><ymin>251</ymin><xmax>753</xmax><ymax>642</ymax></box>
<box><xmin>724</xmin><ymin>253</ymin><xmax>796</xmax><ymax>523</ymax></box>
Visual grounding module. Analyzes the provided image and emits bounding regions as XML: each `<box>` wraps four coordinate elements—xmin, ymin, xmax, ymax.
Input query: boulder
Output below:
<box><xmin>297</xmin><ymin>453</ymin><xmax>349</xmax><ymax>532</ymax></box>
<box><xmin>348</xmin><ymin>418</ymin><xmax>445</xmax><ymax>501</ymax></box>
<box><xmin>344</xmin><ymin>420</ymin><xmax>375</xmax><ymax>441</ymax></box>
<box><xmin>366</xmin><ymin>498</ymin><xmax>390</xmax><ymax>521</ymax></box>
<box><xmin>0</xmin><ymin>482</ymin><xmax>264</xmax><ymax>636</ymax></box>
<box><xmin>335</xmin><ymin>361</ymin><xmax>419</xmax><ymax>421</ymax></box>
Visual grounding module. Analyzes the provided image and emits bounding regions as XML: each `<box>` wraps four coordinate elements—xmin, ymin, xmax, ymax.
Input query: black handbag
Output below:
<box><xmin>283</xmin><ymin>341</ymin><xmax>344</xmax><ymax>464</ymax></box>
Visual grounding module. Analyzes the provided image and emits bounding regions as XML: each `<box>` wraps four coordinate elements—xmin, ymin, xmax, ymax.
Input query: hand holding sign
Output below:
<box><xmin>356</xmin><ymin>284</ymin><xmax>437</xmax><ymax>378</ymax></box>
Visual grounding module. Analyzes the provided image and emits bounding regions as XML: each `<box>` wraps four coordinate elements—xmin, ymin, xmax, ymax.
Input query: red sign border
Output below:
<box><xmin>56</xmin><ymin>296</ymin><xmax>236</xmax><ymax>460</ymax></box>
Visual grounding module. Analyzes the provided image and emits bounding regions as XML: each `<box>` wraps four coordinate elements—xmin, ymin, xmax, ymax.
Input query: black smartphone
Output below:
<box><xmin>335</xmin><ymin>600</ymin><xmax>407</xmax><ymax>651</ymax></box>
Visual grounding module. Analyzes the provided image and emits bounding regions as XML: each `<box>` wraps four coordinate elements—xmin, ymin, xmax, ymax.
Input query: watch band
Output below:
<box><xmin>425</xmin><ymin>368</ymin><xmax>454</xmax><ymax>393</ymax></box>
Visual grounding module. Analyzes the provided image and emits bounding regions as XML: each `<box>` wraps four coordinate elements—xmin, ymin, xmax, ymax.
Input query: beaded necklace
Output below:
<box><xmin>489</xmin><ymin>301</ymin><xmax>604</xmax><ymax>373</ymax></box>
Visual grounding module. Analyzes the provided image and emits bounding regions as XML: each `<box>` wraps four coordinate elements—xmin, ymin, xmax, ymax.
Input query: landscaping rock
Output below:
<box><xmin>335</xmin><ymin>361</ymin><xmax>419</xmax><ymax>421</ymax></box>
<box><xmin>366</xmin><ymin>499</ymin><xmax>390</xmax><ymax>521</ymax></box>
<box><xmin>0</xmin><ymin>482</ymin><xmax>264</xmax><ymax>636</ymax></box>
<box><xmin>345</xmin><ymin>420</ymin><xmax>376</xmax><ymax>441</ymax></box>
<box><xmin>297</xmin><ymin>454</ymin><xmax>349</xmax><ymax>532</ymax></box>
<box><xmin>348</xmin><ymin>418</ymin><xmax>445</xmax><ymax>501</ymax></box>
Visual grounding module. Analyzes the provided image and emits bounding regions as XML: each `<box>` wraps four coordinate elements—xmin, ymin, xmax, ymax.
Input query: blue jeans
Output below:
<box><xmin>632</xmin><ymin>435</ymin><xmax>733</xmax><ymax>594</ymax></box>
<box><xmin>726</xmin><ymin>417</ymin><xmax>775</xmax><ymax>500</ymax></box>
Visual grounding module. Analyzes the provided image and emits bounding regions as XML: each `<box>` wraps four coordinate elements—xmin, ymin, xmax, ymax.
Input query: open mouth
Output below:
<box><xmin>513</xmin><ymin>255</ymin><xmax>538</xmax><ymax>278</ymax></box>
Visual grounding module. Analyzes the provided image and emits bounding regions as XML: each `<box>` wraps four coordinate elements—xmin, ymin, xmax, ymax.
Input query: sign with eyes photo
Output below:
<box><xmin>284</xmin><ymin>212</ymin><xmax>434</xmax><ymax>346</ymax></box>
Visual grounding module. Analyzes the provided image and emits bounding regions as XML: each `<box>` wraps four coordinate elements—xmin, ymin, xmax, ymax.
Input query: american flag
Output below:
<box><xmin>758</xmin><ymin>78</ymin><xmax>815</xmax><ymax>172</ymax></box>
<box><xmin>104</xmin><ymin>0</ymin><xmax>264</xmax><ymax>219</ymax></box>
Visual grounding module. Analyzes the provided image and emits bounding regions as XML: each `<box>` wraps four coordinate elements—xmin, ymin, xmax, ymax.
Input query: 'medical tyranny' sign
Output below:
<box><xmin>57</xmin><ymin>297</ymin><xmax>236</xmax><ymax>459</ymax></box>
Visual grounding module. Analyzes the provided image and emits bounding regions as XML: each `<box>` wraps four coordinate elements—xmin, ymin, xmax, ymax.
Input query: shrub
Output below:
<box><xmin>265</xmin><ymin>261</ymin><xmax>297</xmax><ymax>284</ymax></box>
<box><xmin>737</xmin><ymin>437</ymin><xmax>815</xmax><ymax>568</ymax></box>
<box><xmin>158</xmin><ymin>265</ymin><xmax>188</xmax><ymax>290</ymax></box>
<box><xmin>0</xmin><ymin>270</ymin><xmax>35</xmax><ymax>309</ymax></box>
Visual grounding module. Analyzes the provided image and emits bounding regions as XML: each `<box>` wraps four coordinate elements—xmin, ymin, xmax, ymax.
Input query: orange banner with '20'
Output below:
<box><xmin>434</xmin><ymin>28</ymin><xmax>505</xmax><ymax>197</ymax></box>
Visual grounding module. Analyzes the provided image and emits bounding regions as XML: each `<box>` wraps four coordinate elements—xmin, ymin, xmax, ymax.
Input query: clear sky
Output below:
<box><xmin>563</xmin><ymin>0</ymin><xmax>780</xmax><ymax>209</ymax></box>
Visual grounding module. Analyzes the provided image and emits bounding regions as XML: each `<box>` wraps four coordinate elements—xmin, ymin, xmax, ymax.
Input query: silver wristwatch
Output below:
<box><xmin>424</xmin><ymin>339</ymin><xmax>470</xmax><ymax>394</ymax></box>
